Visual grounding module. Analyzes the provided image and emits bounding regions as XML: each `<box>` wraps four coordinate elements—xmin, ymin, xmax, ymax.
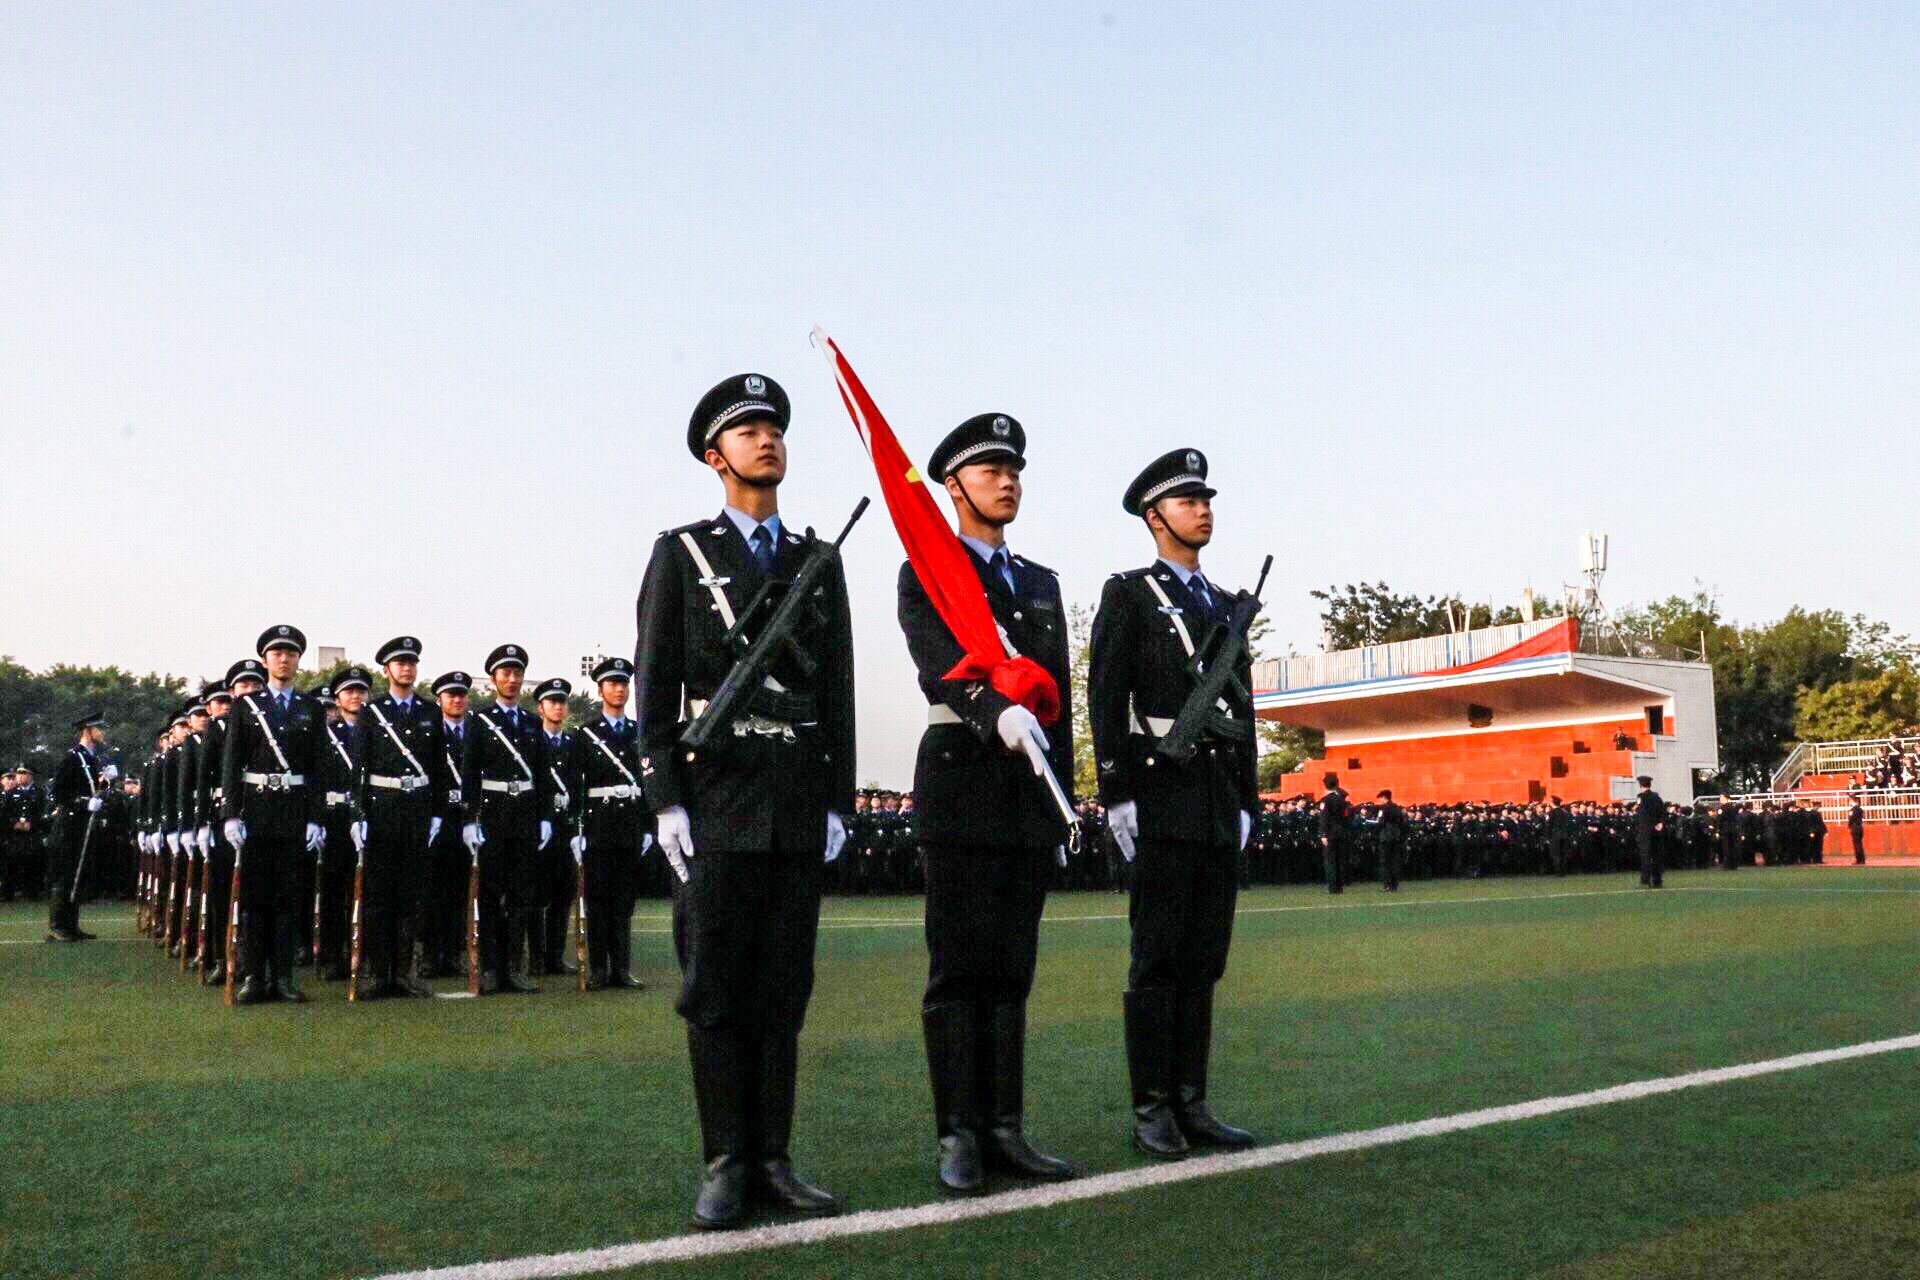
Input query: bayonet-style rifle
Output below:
<box><xmin>679</xmin><ymin>497</ymin><xmax>869</xmax><ymax>753</ymax></box>
<box><xmin>1155</xmin><ymin>555</ymin><xmax>1273</xmax><ymax>765</ymax></box>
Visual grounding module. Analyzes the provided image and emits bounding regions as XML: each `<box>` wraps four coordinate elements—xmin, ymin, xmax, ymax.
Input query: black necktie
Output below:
<box><xmin>1190</xmin><ymin>573</ymin><xmax>1214</xmax><ymax>612</ymax></box>
<box><xmin>751</xmin><ymin>525</ymin><xmax>774</xmax><ymax>572</ymax></box>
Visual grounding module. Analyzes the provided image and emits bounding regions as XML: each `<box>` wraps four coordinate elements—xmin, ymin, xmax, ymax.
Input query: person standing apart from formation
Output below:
<box><xmin>47</xmin><ymin>712</ymin><xmax>114</xmax><ymax>943</ymax></box>
<box><xmin>1089</xmin><ymin>448</ymin><xmax>1258</xmax><ymax>1161</ymax></box>
<box><xmin>898</xmin><ymin>412</ymin><xmax>1080</xmax><ymax>1196</ymax></box>
<box><xmin>1634</xmin><ymin>775</ymin><xmax>1666</xmax><ymax>888</ymax></box>
<box><xmin>1319</xmin><ymin>774</ymin><xmax>1350</xmax><ymax>894</ymax></box>
<box><xmin>1848</xmin><ymin>796</ymin><xmax>1865</xmax><ymax>864</ymax></box>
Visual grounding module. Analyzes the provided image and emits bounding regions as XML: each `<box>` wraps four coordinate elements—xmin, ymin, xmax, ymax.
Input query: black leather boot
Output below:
<box><xmin>922</xmin><ymin>1002</ymin><xmax>986</xmax><ymax>1195</ymax></box>
<box><xmin>393</xmin><ymin>916</ymin><xmax>434</xmax><ymax>997</ymax></box>
<box><xmin>753</xmin><ymin>1032</ymin><xmax>841</xmax><ymax>1215</ymax></box>
<box><xmin>272</xmin><ymin>916</ymin><xmax>308</xmax><ymax>1003</ymax></box>
<box><xmin>608</xmin><ymin>918</ymin><xmax>645</xmax><ymax>989</ymax></box>
<box><xmin>235</xmin><ymin>910</ymin><xmax>270</xmax><ymax>1004</ymax></box>
<box><xmin>688</xmin><ymin>1025</ymin><xmax>751</xmax><ymax>1230</ymax></box>
<box><xmin>1124</xmin><ymin>988</ymin><xmax>1188</xmax><ymax>1159</ymax></box>
<box><xmin>1174</xmin><ymin>986</ymin><xmax>1255</xmax><ymax>1148</ymax></box>
<box><xmin>982</xmin><ymin>1003</ymin><xmax>1078</xmax><ymax>1179</ymax></box>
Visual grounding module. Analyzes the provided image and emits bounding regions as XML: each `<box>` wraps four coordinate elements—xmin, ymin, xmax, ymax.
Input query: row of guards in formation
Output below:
<box><xmin>44</xmin><ymin>356</ymin><xmax>1278</xmax><ymax>1235</ymax></box>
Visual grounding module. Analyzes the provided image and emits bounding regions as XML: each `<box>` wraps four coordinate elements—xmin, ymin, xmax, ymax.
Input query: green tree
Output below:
<box><xmin>0</xmin><ymin>658</ymin><xmax>190</xmax><ymax>775</ymax></box>
<box><xmin>1794</xmin><ymin>664</ymin><xmax>1920</xmax><ymax>742</ymax></box>
<box><xmin>1310</xmin><ymin>582</ymin><xmax>1540</xmax><ymax>650</ymax></box>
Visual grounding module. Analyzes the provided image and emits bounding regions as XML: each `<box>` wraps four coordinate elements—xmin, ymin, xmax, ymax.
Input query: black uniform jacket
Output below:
<box><xmin>196</xmin><ymin>717</ymin><xmax>231</xmax><ymax>832</ymax></box>
<box><xmin>351</xmin><ymin>694</ymin><xmax>450</xmax><ymax>827</ymax></box>
<box><xmin>568</xmin><ymin>716</ymin><xmax>650</xmax><ymax>849</ymax></box>
<box><xmin>1088</xmin><ymin>564</ymin><xmax>1256</xmax><ymax>848</ymax></box>
<box><xmin>538</xmin><ymin>727</ymin><xmax>577</xmax><ymax>836</ymax></box>
<box><xmin>633</xmin><ymin>512</ymin><xmax>857</xmax><ymax>854</ymax></box>
<box><xmin>49</xmin><ymin>745</ymin><xmax>106</xmax><ymax>842</ymax></box>
<box><xmin>221</xmin><ymin>689</ymin><xmax>326</xmax><ymax>839</ymax></box>
<box><xmin>1634</xmin><ymin>790</ymin><xmax>1667</xmax><ymax>844</ymax></box>
<box><xmin>460</xmin><ymin>702</ymin><xmax>548</xmax><ymax>843</ymax></box>
<box><xmin>897</xmin><ymin>546</ymin><xmax>1074</xmax><ymax>850</ymax></box>
<box><xmin>317</xmin><ymin>718</ymin><xmax>357</xmax><ymax>818</ymax></box>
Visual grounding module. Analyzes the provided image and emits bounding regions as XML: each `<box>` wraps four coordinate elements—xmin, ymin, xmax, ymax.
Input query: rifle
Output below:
<box><xmin>313</xmin><ymin>843</ymin><xmax>327</xmax><ymax>981</ymax></box>
<box><xmin>71</xmin><ymin>805</ymin><xmax>100</xmax><ymax>917</ymax></box>
<box><xmin>223</xmin><ymin>841</ymin><xmax>243</xmax><ymax>1007</ymax></box>
<box><xmin>679</xmin><ymin>497</ymin><xmax>869</xmax><ymax>753</ymax></box>
<box><xmin>194</xmin><ymin>848</ymin><xmax>214</xmax><ymax>974</ymax></box>
<box><xmin>158</xmin><ymin>837</ymin><xmax>176</xmax><ymax>948</ymax></box>
<box><xmin>1154</xmin><ymin>555</ymin><xmax>1273</xmax><ymax>765</ymax></box>
<box><xmin>179</xmin><ymin>847</ymin><xmax>197</xmax><ymax>971</ymax></box>
<box><xmin>574</xmin><ymin>843</ymin><xmax>589</xmax><ymax>993</ymax></box>
<box><xmin>466</xmin><ymin>846</ymin><xmax>482</xmax><ymax>996</ymax></box>
<box><xmin>346</xmin><ymin>844</ymin><xmax>366</xmax><ymax>1002</ymax></box>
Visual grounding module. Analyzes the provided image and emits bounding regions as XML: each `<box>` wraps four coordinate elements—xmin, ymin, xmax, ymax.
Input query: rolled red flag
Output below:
<box><xmin>811</xmin><ymin>327</ymin><xmax>1060</xmax><ymax>725</ymax></box>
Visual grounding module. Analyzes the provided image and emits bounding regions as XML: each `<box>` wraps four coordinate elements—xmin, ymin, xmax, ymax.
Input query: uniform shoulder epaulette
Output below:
<box><xmin>1110</xmin><ymin>566</ymin><xmax>1155</xmax><ymax>582</ymax></box>
<box><xmin>1012</xmin><ymin>554</ymin><xmax>1059</xmax><ymax>577</ymax></box>
<box><xmin>661</xmin><ymin>515</ymin><xmax>724</xmax><ymax>539</ymax></box>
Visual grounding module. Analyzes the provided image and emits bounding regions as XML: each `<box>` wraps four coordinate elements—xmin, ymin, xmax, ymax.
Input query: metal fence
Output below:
<box><xmin>1701</xmin><ymin>787</ymin><xmax>1920</xmax><ymax>827</ymax></box>
<box><xmin>1769</xmin><ymin>737</ymin><xmax>1920</xmax><ymax>792</ymax></box>
<box><xmin>1255</xmin><ymin>618</ymin><xmax>1562</xmax><ymax>695</ymax></box>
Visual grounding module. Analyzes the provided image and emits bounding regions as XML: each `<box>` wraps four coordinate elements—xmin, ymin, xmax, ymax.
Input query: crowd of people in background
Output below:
<box><xmin>1849</xmin><ymin>736</ymin><xmax>1919</xmax><ymax>792</ymax></box>
<box><xmin>0</xmin><ymin>768</ymin><xmax>1845</xmax><ymax>912</ymax></box>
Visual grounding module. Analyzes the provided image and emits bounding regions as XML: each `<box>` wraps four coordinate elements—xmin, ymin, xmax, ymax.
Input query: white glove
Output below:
<box><xmin>429</xmin><ymin>816</ymin><xmax>442</xmax><ymax>846</ymax></box>
<box><xmin>570</xmin><ymin>834</ymin><xmax>587</xmax><ymax>858</ymax></box>
<box><xmin>657</xmin><ymin>804</ymin><xmax>693</xmax><ymax>884</ymax></box>
<box><xmin>88</xmin><ymin>796</ymin><xmax>105</xmax><ymax>813</ymax></box>
<box><xmin>139</xmin><ymin>833</ymin><xmax>151</xmax><ymax>854</ymax></box>
<box><xmin>539</xmin><ymin>820</ymin><xmax>553</xmax><ymax>850</ymax></box>
<box><xmin>166</xmin><ymin>832</ymin><xmax>180</xmax><ymax>854</ymax></box>
<box><xmin>1056</xmin><ymin>844</ymin><xmax>1067</xmax><ymax>869</ymax></box>
<box><xmin>223</xmin><ymin>818</ymin><xmax>247</xmax><ymax>847</ymax></box>
<box><xmin>996</xmin><ymin>704</ymin><xmax>1049</xmax><ymax>755</ymax></box>
<box><xmin>641</xmin><ymin>832</ymin><xmax>655</xmax><ymax>856</ymax></box>
<box><xmin>197</xmin><ymin>825</ymin><xmax>212</xmax><ymax>856</ymax></box>
<box><xmin>1110</xmin><ymin>799</ymin><xmax>1139</xmax><ymax>862</ymax></box>
<box><xmin>462</xmin><ymin>822</ymin><xmax>485</xmax><ymax>854</ymax></box>
<box><xmin>102</xmin><ymin>764</ymin><xmax>120</xmax><ymax>781</ymax></box>
<box><xmin>1239</xmin><ymin>810</ymin><xmax>1252</xmax><ymax>852</ymax></box>
<box><xmin>350</xmin><ymin>821</ymin><xmax>367</xmax><ymax>852</ymax></box>
<box><xmin>824</xmin><ymin>811</ymin><xmax>847</xmax><ymax>863</ymax></box>
<box><xmin>305</xmin><ymin>822</ymin><xmax>325</xmax><ymax>853</ymax></box>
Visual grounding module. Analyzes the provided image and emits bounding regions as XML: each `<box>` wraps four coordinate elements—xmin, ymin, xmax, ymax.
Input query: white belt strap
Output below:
<box><xmin>478</xmin><ymin>712</ymin><xmax>536</xmax><ymax>782</ymax></box>
<box><xmin>242</xmin><ymin>771</ymin><xmax>305</xmax><ymax>788</ymax></box>
<box><xmin>1141</xmin><ymin>574</ymin><xmax>1197</xmax><ymax>658</ymax></box>
<box><xmin>586</xmin><ymin>784</ymin><xmax>639</xmax><ymax>800</ymax></box>
<box><xmin>241</xmin><ymin>695</ymin><xmax>295</xmax><ymax>772</ymax></box>
<box><xmin>549</xmin><ymin>765</ymin><xmax>571</xmax><ymax>808</ymax></box>
<box><xmin>580</xmin><ymin>724</ymin><xmax>640</xmax><ymax>788</ymax></box>
<box><xmin>679</xmin><ymin>531</ymin><xmax>738</xmax><ymax>629</ymax></box>
<box><xmin>481</xmin><ymin>779</ymin><xmax>534</xmax><ymax>795</ymax></box>
<box><xmin>325</xmin><ymin>790</ymin><xmax>352</xmax><ymax>806</ymax></box>
<box><xmin>367</xmin><ymin>703</ymin><xmax>430</xmax><ymax>786</ymax></box>
<box><xmin>369</xmin><ymin>774</ymin><xmax>428</xmax><ymax>792</ymax></box>
<box><xmin>328</xmin><ymin>727</ymin><xmax>355</xmax><ymax>773</ymax></box>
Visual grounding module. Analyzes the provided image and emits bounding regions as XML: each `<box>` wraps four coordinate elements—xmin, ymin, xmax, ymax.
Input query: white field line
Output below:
<box><xmin>364</xmin><ymin>1030</ymin><xmax>1920</xmax><ymax>1280</ymax></box>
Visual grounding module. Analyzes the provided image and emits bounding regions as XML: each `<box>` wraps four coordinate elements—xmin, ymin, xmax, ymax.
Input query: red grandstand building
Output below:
<box><xmin>1256</xmin><ymin>617</ymin><xmax>1719</xmax><ymax>806</ymax></box>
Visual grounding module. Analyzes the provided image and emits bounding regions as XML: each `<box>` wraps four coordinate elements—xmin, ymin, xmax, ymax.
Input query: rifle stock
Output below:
<box><xmin>574</xmin><ymin>848</ymin><xmax>589</xmax><ymax>993</ymax></box>
<box><xmin>466</xmin><ymin>851</ymin><xmax>482</xmax><ymax>996</ymax></box>
<box><xmin>223</xmin><ymin>844</ymin><xmax>243</xmax><ymax>1007</ymax></box>
<box><xmin>179</xmin><ymin>851</ymin><xmax>196</xmax><ymax>971</ymax></box>
<box><xmin>347</xmin><ymin>847</ymin><xmax>366</xmax><ymax>1002</ymax></box>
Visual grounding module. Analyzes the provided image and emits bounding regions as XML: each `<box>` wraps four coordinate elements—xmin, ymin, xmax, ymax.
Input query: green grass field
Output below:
<box><xmin>4</xmin><ymin>867</ymin><xmax>1917</xmax><ymax>1280</ymax></box>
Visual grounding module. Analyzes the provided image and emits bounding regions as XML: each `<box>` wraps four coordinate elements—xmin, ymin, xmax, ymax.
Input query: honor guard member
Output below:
<box><xmin>567</xmin><ymin>657</ymin><xmax>650</xmax><ymax>989</ymax></box>
<box><xmin>152</xmin><ymin>711</ymin><xmax>186</xmax><ymax>948</ymax></box>
<box><xmin>898</xmin><ymin>411</ymin><xmax>1080</xmax><ymax>1195</ymax></box>
<box><xmin>532</xmin><ymin>677</ymin><xmax>579</xmax><ymax>977</ymax></box>
<box><xmin>635</xmin><ymin>372</ymin><xmax>855</xmax><ymax>1229</ymax></box>
<box><xmin>349</xmin><ymin>638</ymin><xmax>448</xmax><ymax>998</ymax></box>
<box><xmin>1318</xmin><ymin>774</ymin><xmax>1350</xmax><ymax>893</ymax></box>
<box><xmin>137</xmin><ymin>734</ymin><xmax>164</xmax><ymax>932</ymax></box>
<box><xmin>0</xmin><ymin>766</ymin><xmax>31</xmax><ymax>903</ymax></box>
<box><xmin>174</xmin><ymin>694</ymin><xmax>213</xmax><ymax>961</ymax></box>
<box><xmin>314</xmin><ymin>667</ymin><xmax>369</xmax><ymax>980</ymax></box>
<box><xmin>426</xmin><ymin>670</ymin><xmax>474</xmax><ymax>977</ymax></box>
<box><xmin>201</xmin><ymin>660</ymin><xmax>265</xmax><ymax>985</ymax></box>
<box><xmin>46</xmin><ymin>712</ymin><xmax>113</xmax><ymax>942</ymax></box>
<box><xmin>189</xmin><ymin>681</ymin><xmax>232</xmax><ymax>974</ymax></box>
<box><xmin>1089</xmin><ymin>447</ymin><xmax>1258</xmax><ymax>1161</ymax></box>
<box><xmin>221</xmin><ymin>626</ymin><xmax>327</xmax><ymax>1004</ymax></box>
<box><xmin>1634</xmin><ymin>775</ymin><xmax>1666</xmax><ymax>888</ymax></box>
<box><xmin>460</xmin><ymin>644</ymin><xmax>552</xmax><ymax>995</ymax></box>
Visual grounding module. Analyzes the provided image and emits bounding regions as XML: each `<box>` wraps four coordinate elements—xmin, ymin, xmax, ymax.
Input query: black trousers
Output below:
<box><xmin>1851</xmin><ymin>827</ymin><xmax>1865</xmax><ymax>862</ymax></box>
<box><xmin>1548</xmin><ymin>833</ymin><xmax>1567</xmax><ymax>876</ymax></box>
<box><xmin>201</xmin><ymin>840</ymin><xmax>235</xmax><ymax>969</ymax></box>
<box><xmin>478</xmin><ymin>831</ymin><xmax>538</xmax><ymax>976</ymax></box>
<box><xmin>672</xmin><ymin>846</ymin><xmax>823</xmax><ymax>1033</ymax></box>
<box><xmin>1637</xmin><ymin>836</ymin><xmax>1663</xmax><ymax>887</ymax></box>
<box><xmin>316</xmin><ymin>810</ymin><xmax>355</xmax><ymax>969</ymax></box>
<box><xmin>541</xmin><ymin>838</ymin><xmax>575</xmax><ymax>968</ymax></box>
<box><xmin>1127</xmin><ymin>840</ymin><xmax>1237</xmax><ymax>992</ymax></box>
<box><xmin>237</xmin><ymin>832</ymin><xmax>304</xmax><ymax>978</ymax></box>
<box><xmin>921</xmin><ymin>843</ymin><xmax>1047</xmax><ymax>1009</ymax></box>
<box><xmin>364</xmin><ymin>804</ymin><xmax>432</xmax><ymax>978</ymax></box>
<box><xmin>1377</xmin><ymin>834</ymin><xmax>1405</xmax><ymax>889</ymax></box>
<box><xmin>426</xmin><ymin>830</ymin><xmax>468</xmax><ymax>969</ymax></box>
<box><xmin>1321</xmin><ymin>834</ymin><xmax>1346</xmax><ymax>891</ymax></box>
<box><xmin>582</xmin><ymin>819</ymin><xmax>644</xmax><ymax>976</ymax></box>
<box><xmin>46</xmin><ymin>824</ymin><xmax>85</xmax><ymax>930</ymax></box>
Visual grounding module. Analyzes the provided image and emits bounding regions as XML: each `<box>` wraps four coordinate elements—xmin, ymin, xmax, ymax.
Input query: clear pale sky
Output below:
<box><xmin>3</xmin><ymin>4</ymin><xmax>1915</xmax><ymax>785</ymax></box>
